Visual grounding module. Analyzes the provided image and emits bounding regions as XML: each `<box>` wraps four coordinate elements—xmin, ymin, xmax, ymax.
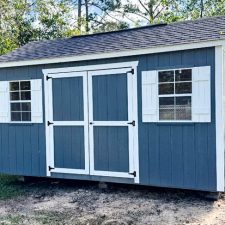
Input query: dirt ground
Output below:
<box><xmin>0</xmin><ymin>177</ymin><xmax>225</xmax><ymax>225</ymax></box>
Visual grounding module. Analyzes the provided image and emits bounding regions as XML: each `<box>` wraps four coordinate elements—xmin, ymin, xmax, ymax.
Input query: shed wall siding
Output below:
<box><xmin>0</xmin><ymin>47</ymin><xmax>217</xmax><ymax>191</ymax></box>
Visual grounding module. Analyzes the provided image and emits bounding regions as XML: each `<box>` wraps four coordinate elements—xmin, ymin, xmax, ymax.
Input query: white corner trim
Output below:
<box><xmin>1</xmin><ymin>40</ymin><xmax>225</xmax><ymax>68</ymax></box>
<box><xmin>43</xmin><ymin>61</ymin><xmax>139</xmax><ymax>75</ymax></box>
<box><xmin>215</xmin><ymin>46</ymin><xmax>225</xmax><ymax>192</ymax></box>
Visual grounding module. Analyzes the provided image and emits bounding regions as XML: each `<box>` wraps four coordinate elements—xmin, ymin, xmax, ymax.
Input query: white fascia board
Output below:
<box><xmin>0</xmin><ymin>40</ymin><xmax>225</xmax><ymax>68</ymax></box>
<box><xmin>215</xmin><ymin>45</ymin><xmax>225</xmax><ymax>192</ymax></box>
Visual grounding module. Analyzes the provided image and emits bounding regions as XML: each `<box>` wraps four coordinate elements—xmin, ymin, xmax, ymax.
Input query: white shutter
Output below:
<box><xmin>192</xmin><ymin>66</ymin><xmax>211</xmax><ymax>122</ymax></box>
<box><xmin>31</xmin><ymin>79</ymin><xmax>43</xmax><ymax>123</ymax></box>
<box><xmin>0</xmin><ymin>81</ymin><xmax>9</xmax><ymax>123</ymax></box>
<box><xmin>142</xmin><ymin>70</ymin><xmax>158</xmax><ymax>122</ymax></box>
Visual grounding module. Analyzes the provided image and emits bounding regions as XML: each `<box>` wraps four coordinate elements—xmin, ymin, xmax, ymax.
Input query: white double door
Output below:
<box><xmin>45</xmin><ymin>67</ymin><xmax>139</xmax><ymax>182</ymax></box>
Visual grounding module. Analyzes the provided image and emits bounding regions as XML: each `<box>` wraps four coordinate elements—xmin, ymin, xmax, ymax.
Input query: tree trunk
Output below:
<box><xmin>148</xmin><ymin>1</ymin><xmax>154</xmax><ymax>23</ymax></box>
<box><xmin>78</xmin><ymin>0</ymin><xmax>82</xmax><ymax>31</ymax></box>
<box><xmin>85</xmin><ymin>0</ymin><xmax>89</xmax><ymax>32</ymax></box>
<box><xmin>200</xmin><ymin>0</ymin><xmax>204</xmax><ymax>18</ymax></box>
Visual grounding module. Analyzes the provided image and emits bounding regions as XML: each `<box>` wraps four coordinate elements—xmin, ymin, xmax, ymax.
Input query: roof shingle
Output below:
<box><xmin>0</xmin><ymin>16</ymin><xmax>225</xmax><ymax>62</ymax></box>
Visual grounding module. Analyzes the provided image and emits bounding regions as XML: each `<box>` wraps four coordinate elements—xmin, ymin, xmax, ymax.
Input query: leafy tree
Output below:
<box><xmin>34</xmin><ymin>0</ymin><xmax>74</xmax><ymax>39</ymax></box>
<box><xmin>178</xmin><ymin>0</ymin><xmax>225</xmax><ymax>19</ymax></box>
<box><xmin>89</xmin><ymin>0</ymin><xmax>129</xmax><ymax>32</ymax></box>
<box><xmin>0</xmin><ymin>0</ymin><xmax>34</xmax><ymax>54</ymax></box>
<box><xmin>1</xmin><ymin>0</ymin><xmax>225</xmax><ymax>56</ymax></box>
<box><xmin>119</xmin><ymin>0</ymin><xmax>182</xmax><ymax>25</ymax></box>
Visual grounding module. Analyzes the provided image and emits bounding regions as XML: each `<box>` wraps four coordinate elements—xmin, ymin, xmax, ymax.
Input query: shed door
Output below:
<box><xmin>45</xmin><ymin>66</ymin><xmax>138</xmax><ymax>181</ymax></box>
<box><xmin>88</xmin><ymin>68</ymin><xmax>136</xmax><ymax>179</ymax></box>
<box><xmin>46</xmin><ymin>72</ymin><xmax>89</xmax><ymax>175</ymax></box>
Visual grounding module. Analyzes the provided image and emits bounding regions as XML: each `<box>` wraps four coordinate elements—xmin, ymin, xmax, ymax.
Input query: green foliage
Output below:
<box><xmin>178</xmin><ymin>0</ymin><xmax>225</xmax><ymax>19</ymax></box>
<box><xmin>0</xmin><ymin>0</ymin><xmax>225</xmax><ymax>56</ymax></box>
<box><xmin>0</xmin><ymin>175</ymin><xmax>24</xmax><ymax>200</ymax></box>
<box><xmin>93</xmin><ymin>21</ymin><xmax>129</xmax><ymax>32</ymax></box>
<box><xmin>0</xmin><ymin>214</ymin><xmax>23</xmax><ymax>225</ymax></box>
<box><xmin>34</xmin><ymin>0</ymin><xmax>73</xmax><ymax>40</ymax></box>
<box><xmin>122</xmin><ymin>0</ymin><xmax>182</xmax><ymax>24</ymax></box>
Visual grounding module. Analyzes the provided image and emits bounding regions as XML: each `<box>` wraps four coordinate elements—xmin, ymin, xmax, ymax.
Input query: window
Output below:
<box><xmin>142</xmin><ymin>67</ymin><xmax>210</xmax><ymax>123</ymax></box>
<box><xmin>158</xmin><ymin>69</ymin><xmax>192</xmax><ymax>121</ymax></box>
<box><xmin>9</xmin><ymin>81</ymin><xmax>31</xmax><ymax>122</ymax></box>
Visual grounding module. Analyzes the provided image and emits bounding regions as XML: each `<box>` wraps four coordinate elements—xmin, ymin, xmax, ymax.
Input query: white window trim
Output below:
<box><xmin>157</xmin><ymin>68</ymin><xmax>193</xmax><ymax>123</ymax></box>
<box><xmin>8</xmin><ymin>80</ymin><xmax>33</xmax><ymax>124</ymax></box>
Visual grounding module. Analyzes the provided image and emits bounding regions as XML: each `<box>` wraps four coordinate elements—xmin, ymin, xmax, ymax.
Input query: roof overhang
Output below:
<box><xmin>0</xmin><ymin>39</ymin><xmax>225</xmax><ymax>68</ymax></box>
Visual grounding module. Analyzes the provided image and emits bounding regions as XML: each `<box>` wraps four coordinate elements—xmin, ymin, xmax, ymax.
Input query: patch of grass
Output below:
<box><xmin>0</xmin><ymin>214</ymin><xmax>23</xmax><ymax>225</ymax></box>
<box><xmin>0</xmin><ymin>175</ymin><xmax>24</xmax><ymax>200</ymax></box>
<box><xmin>35</xmin><ymin>211</ymin><xmax>71</xmax><ymax>225</ymax></box>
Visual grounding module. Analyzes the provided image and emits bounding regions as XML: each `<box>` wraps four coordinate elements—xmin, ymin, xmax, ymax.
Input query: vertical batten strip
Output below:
<box><xmin>215</xmin><ymin>46</ymin><xmax>225</xmax><ymax>191</ymax></box>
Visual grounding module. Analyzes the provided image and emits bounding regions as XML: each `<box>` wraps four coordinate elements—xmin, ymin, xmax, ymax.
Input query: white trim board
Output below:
<box><xmin>1</xmin><ymin>40</ymin><xmax>225</xmax><ymax>68</ymax></box>
<box><xmin>215</xmin><ymin>46</ymin><xmax>225</xmax><ymax>192</ymax></box>
<box><xmin>43</xmin><ymin>61</ymin><xmax>139</xmax><ymax>75</ymax></box>
<box><xmin>44</xmin><ymin>62</ymin><xmax>140</xmax><ymax>183</ymax></box>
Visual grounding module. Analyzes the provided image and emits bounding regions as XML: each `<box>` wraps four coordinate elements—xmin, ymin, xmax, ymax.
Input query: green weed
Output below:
<box><xmin>0</xmin><ymin>175</ymin><xmax>24</xmax><ymax>200</ymax></box>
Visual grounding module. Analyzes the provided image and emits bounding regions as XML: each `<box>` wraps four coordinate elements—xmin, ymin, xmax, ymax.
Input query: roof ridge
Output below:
<box><xmin>71</xmin><ymin>23</ymin><xmax>168</xmax><ymax>39</ymax></box>
<box><xmin>167</xmin><ymin>15</ymin><xmax>225</xmax><ymax>26</ymax></box>
<box><xmin>70</xmin><ymin>15</ymin><xmax>225</xmax><ymax>39</ymax></box>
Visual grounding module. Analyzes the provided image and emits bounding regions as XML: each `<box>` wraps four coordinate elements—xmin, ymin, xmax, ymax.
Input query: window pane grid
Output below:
<box><xmin>9</xmin><ymin>81</ymin><xmax>31</xmax><ymax>122</ymax></box>
<box><xmin>158</xmin><ymin>69</ymin><xmax>192</xmax><ymax>121</ymax></box>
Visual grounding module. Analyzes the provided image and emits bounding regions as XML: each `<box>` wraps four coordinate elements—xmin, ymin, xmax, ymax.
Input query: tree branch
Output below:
<box><xmin>138</xmin><ymin>0</ymin><xmax>151</xmax><ymax>15</ymax></box>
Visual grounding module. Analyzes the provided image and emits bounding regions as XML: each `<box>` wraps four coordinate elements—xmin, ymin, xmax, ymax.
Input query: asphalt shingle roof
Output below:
<box><xmin>1</xmin><ymin>16</ymin><xmax>225</xmax><ymax>63</ymax></box>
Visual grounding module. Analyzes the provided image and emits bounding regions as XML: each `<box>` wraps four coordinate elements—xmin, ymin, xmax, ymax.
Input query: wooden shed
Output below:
<box><xmin>0</xmin><ymin>16</ymin><xmax>224</xmax><ymax>193</ymax></box>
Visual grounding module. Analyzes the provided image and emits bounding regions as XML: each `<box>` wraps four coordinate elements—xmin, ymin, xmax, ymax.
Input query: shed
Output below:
<box><xmin>0</xmin><ymin>16</ymin><xmax>224</xmax><ymax>193</ymax></box>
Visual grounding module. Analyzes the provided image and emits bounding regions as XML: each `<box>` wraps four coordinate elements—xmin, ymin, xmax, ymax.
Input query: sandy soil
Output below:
<box><xmin>0</xmin><ymin>179</ymin><xmax>224</xmax><ymax>225</ymax></box>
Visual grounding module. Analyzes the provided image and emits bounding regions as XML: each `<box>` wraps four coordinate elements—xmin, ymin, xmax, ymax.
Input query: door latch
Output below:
<box><xmin>47</xmin><ymin>121</ymin><xmax>54</xmax><ymax>126</ymax></box>
<box><xmin>128</xmin><ymin>171</ymin><xmax>136</xmax><ymax>177</ymax></box>
<box><xmin>127</xmin><ymin>120</ymin><xmax>135</xmax><ymax>126</ymax></box>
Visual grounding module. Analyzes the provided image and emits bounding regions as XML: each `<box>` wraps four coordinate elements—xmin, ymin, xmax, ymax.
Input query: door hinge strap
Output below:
<box><xmin>47</xmin><ymin>121</ymin><xmax>54</xmax><ymax>126</ymax></box>
<box><xmin>127</xmin><ymin>120</ymin><xmax>135</xmax><ymax>126</ymax></box>
<box><xmin>129</xmin><ymin>171</ymin><xmax>136</xmax><ymax>177</ymax></box>
<box><xmin>48</xmin><ymin>166</ymin><xmax>54</xmax><ymax>171</ymax></box>
<box><xmin>127</xmin><ymin>68</ymin><xmax>134</xmax><ymax>75</ymax></box>
<box><xmin>46</xmin><ymin>75</ymin><xmax>52</xmax><ymax>81</ymax></box>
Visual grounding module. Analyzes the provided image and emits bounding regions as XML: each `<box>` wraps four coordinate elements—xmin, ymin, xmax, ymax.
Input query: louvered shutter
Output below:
<box><xmin>31</xmin><ymin>79</ymin><xmax>43</xmax><ymax>123</ymax></box>
<box><xmin>192</xmin><ymin>66</ymin><xmax>211</xmax><ymax>122</ymax></box>
<box><xmin>142</xmin><ymin>70</ymin><xmax>158</xmax><ymax>122</ymax></box>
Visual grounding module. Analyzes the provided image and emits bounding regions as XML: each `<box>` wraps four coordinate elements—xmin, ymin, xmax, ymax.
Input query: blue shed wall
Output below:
<box><xmin>0</xmin><ymin>47</ymin><xmax>217</xmax><ymax>191</ymax></box>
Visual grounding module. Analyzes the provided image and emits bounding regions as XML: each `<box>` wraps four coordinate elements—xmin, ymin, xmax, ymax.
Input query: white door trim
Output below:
<box><xmin>44</xmin><ymin>61</ymin><xmax>139</xmax><ymax>183</ymax></box>
<box><xmin>88</xmin><ymin>67</ymin><xmax>139</xmax><ymax>183</ymax></box>
<box><xmin>44</xmin><ymin>71</ymin><xmax>90</xmax><ymax>176</ymax></box>
<box><xmin>43</xmin><ymin>61</ymin><xmax>139</xmax><ymax>75</ymax></box>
